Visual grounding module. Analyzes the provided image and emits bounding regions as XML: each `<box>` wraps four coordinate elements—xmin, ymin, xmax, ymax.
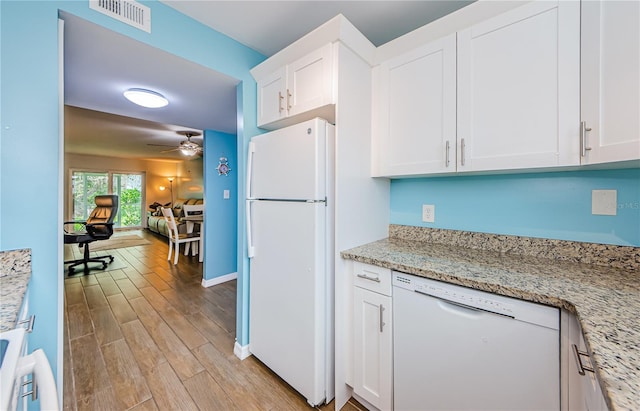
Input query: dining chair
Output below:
<box><xmin>182</xmin><ymin>204</ymin><xmax>204</xmax><ymax>259</ymax></box>
<box><xmin>160</xmin><ymin>207</ymin><xmax>202</xmax><ymax>265</ymax></box>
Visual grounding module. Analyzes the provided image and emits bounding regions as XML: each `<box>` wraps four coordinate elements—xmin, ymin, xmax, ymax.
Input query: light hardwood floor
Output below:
<box><xmin>63</xmin><ymin>230</ymin><xmax>363</xmax><ymax>411</ymax></box>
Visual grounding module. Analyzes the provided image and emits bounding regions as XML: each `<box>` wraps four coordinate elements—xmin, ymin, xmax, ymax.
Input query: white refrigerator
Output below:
<box><xmin>246</xmin><ymin>118</ymin><xmax>335</xmax><ymax>407</ymax></box>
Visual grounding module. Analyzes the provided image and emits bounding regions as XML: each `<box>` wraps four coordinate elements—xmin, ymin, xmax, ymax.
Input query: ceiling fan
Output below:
<box><xmin>151</xmin><ymin>130</ymin><xmax>203</xmax><ymax>157</ymax></box>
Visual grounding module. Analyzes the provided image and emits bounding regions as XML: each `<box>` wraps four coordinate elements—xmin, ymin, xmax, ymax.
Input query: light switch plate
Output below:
<box><xmin>422</xmin><ymin>204</ymin><xmax>435</xmax><ymax>223</ymax></box>
<box><xmin>223</xmin><ymin>189</ymin><xmax>230</xmax><ymax>199</ymax></box>
<box><xmin>592</xmin><ymin>190</ymin><xmax>617</xmax><ymax>215</ymax></box>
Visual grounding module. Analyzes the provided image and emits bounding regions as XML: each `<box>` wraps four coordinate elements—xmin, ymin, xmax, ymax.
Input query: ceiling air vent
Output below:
<box><xmin>89</xmin><ymin>0</ymin><xmax>151</xmax><ymax>33</ymax></box>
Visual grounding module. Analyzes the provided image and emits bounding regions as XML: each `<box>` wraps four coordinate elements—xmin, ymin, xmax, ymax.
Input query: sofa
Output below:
<box><xmin>146</xmin><ymin>198</ymin><xmax>203</xmax><ymax>238</ymax></box>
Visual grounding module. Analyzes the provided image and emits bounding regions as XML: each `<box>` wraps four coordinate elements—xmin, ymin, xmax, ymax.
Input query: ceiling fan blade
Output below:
<box><xmin>147</xmin><ymin>143</ymin><xmax>178</xmax><ymax>147</ymax></box>
<box><xmin>160</xmin><ymin>147</ymin><xmax>181</xmax><ymax>153</ymax></box>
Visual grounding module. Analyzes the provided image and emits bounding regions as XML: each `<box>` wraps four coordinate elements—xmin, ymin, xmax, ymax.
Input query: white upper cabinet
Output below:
<box><xmin>372</xmin><ymin>0</ymin><xmax>581</xmax><ymax>178</ymax></box>
<box><xmin>257</xmin><ymin>67</ymin><xmax>287</xmax><ymax>126</ymax></box>
<box><xmin>457</xmin><ymin>1</ymin><xmax>581</xmax><ymax>172</ymax></box>
<box><xmin>372</xmin><ymin>34</ymin><xmax>457</xmax><ymax>177</ymax></box>
<box><xmin>256</xmin><ymin>44</ymin><xmax>334</xmax><ymax>128</ymax></box>
<box><xmin>580</xmin><ymin>1</ymin><xmax>640</xmax><ymax>165</ymax></box>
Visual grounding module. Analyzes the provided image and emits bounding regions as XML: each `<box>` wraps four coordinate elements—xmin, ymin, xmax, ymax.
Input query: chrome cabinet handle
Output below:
<box><xmin>460</xmin><ymin>138</ymin><xmax>466</xmax><ymax>166</ymax></box>
<box><xmin>379</xmin><ymin>304</ymin><xmax>385</xmax><ymax>333</ymax></box>
<box><xmin>18</xmin><ymin>315</ymin><xmax>35</xmax><ymax>333</ymax></box>
<box><xmin>580</xmin><ymin>121</ymin><xmax>592</xmax><ymax>157</ymax></box>
<box><xmin>286</xmin><ymin>89</ymin><xmax>292</xmax><ymax>111</ymax></box>
<box><xmin>445</xmin><ymin>140</ymin><xmax>450</xmax><ymax>167</ymax></box>
<box><xmin>572</xmin><ymin>344</ymin><xmax>595</xmax><ymax>375</ymax></box>
<box><xmin>357</xmin><ymin>273</ymin><xmax>380</xmax><ymax>283</ymax></box>
<box><xmin>278</xmin><ymin>91</ymin><xmax>284</xmax><ymax>114</ymax></box>
<box><xmin>22</xmin><ymin>378</ymin><xmax>37</xmax><ymax>401</ymax></box>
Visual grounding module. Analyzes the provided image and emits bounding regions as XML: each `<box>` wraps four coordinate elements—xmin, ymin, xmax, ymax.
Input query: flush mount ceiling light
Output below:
<box><xmin>123</xmin><ymin>88</ymin><xmax>168</xmax><ymax>108</ymax></box>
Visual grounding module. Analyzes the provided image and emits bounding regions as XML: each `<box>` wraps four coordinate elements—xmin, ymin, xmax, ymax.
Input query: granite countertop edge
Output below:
<box><xmin>0</xmin><ymin>273</ymin><xmax>30</xmax><ymax>331</ymax></box>
<box><xmin>341</xmin><ymin>238</ymin><xmax>640</xmax><ymax>411</ymax></box>
<box><xmin>0</xmin><ymin>248</ymin><xmax>32</xmax><ymax>332</ymax></box>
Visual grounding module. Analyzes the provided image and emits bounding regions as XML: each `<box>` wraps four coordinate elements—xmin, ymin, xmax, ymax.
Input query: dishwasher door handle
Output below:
<box><xmin>415</xmin><ymin>289</ymin><xmax>515</xmax><ymax>319</ymax></box>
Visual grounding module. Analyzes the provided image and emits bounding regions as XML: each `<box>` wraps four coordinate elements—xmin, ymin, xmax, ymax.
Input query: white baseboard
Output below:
<box><xmin>201</xmin><ymin>272</ymin><xmax>237</xmax><ymax>288</ymax></box>
<box><xmin>234</xmin><ymin>341</ymin><xmax>251</xmax><ymax>360</ymax></box>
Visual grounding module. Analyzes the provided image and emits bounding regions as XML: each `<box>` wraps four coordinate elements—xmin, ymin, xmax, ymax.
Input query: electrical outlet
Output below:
<box><xmin>422</xmin><ymin>204</ymin><xmax>435</xmax><ymax>223</ymax></box>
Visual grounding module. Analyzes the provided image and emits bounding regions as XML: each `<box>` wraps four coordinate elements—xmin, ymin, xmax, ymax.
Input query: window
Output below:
<box><xmin>71</xmin><ymin>170</ymin><xmax>144</xmax><ymax>228</ymax></box>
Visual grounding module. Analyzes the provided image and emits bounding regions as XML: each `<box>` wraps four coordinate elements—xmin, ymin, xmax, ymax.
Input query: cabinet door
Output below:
<box><xmin>457</xmin><ymin>1</ymin><xmax>580</xmax><ymax>172</ymax></box>
<box><xmin>581</xmin><ymin>1</ymin><xmax>640</xmax><ymax>164</ymax></box>
<box><xmin>567</xmin><ymin>314</ymin><xmax>608</xmax><ymax>411</ymax></box>
<box><xmin>353</xmin><ymin>287</ymin><xmax>392</xmax><ymax>411</ymax></box>
<box><xmin>287</xmin><ymin>43</ymin><xmax>334</xmax><ymax>117</ymax></box>
<box><xmin>257</xmin><ymin>66</ymin><xmax>286</xmax><ymax>126</ymax></box>
<box><xmin>373</xmin><ymin>34</ymin><xmax>457</xmax><ymax>177</ymax></box>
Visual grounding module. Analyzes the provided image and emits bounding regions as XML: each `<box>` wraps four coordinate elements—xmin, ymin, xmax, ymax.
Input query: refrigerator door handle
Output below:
<box><xmin>246</xmin><ymin>141</ymin><xmax>256</xmax><ymax>200</ymax></box>
<box><xmin>246</xmin><ymin>200</ymin><xmax>255</xmax><ymax>258</ymax></box>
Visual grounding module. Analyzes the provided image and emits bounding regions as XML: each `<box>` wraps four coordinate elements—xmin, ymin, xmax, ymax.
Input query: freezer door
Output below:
<box><xmin>248</xmin><ymin>118</ymin><xmax>327</xmax><ymax>200</ymax></box>
<box><xmin>248</xmin><ymin>200</ymin><xmax>327</xmax><ymax>406</ymax></box>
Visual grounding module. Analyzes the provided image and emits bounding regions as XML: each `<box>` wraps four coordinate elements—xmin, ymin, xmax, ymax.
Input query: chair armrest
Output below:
<box><xmin>63</xmin><ymin>221</ymin><xmax>87</xmax><ymax>234</ymax></box>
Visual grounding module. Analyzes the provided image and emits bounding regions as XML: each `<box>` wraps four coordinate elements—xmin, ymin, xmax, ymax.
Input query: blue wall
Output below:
<box><xmin>0</xmin><ymin>0</ymin><xmax>264</xmax><ymax>389</ymax></box>
<box><xmin>203</xmin><ymin>130</ymin><xmax>238</xmax><ymax>280</ymax></box>
<box><xmin>391</xmin><ymin>168</ymin><xmax>640</xmax><ymax>246</ymax></box>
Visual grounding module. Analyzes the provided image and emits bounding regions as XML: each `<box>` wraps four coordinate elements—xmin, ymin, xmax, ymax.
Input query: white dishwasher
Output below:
<box><xmin>393</xmin><ymin>272</ymin><xmax>559</xmax><ymax>411</ymax></box>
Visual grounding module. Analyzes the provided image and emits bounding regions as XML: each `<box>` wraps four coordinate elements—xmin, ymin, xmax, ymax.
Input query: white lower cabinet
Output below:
<box><xmin>352</xmin><ymin>263</ymin><xmax>393</xmax><ymax>411</ymax></box>
<box><xmin>563</xmin><ymin>311</ymin><xmax>608</xmax><ymax>411</ymax></box>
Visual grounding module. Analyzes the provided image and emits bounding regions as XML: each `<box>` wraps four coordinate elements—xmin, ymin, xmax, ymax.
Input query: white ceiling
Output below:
<box><xmin>63</xmin><ymin>1</ymin><xmax>473</xmax><ymax>161</ymax></box>
<box><xmin>160</xmin><ymin>1</ymin><xmax>474</xmax><ymax>56</ymax></box>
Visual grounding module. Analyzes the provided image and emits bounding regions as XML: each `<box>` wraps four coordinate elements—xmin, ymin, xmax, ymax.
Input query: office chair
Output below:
<box><xmin>63</xmin><ymin>195</ymin><xmax>119</xmax><ymax>275</ymax></box>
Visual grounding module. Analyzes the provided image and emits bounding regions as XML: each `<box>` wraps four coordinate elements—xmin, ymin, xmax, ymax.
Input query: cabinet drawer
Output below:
<box><xmin>353</xmin><ymin>262</ymin><xmax>391</xmax><ymax>296</ymax></box>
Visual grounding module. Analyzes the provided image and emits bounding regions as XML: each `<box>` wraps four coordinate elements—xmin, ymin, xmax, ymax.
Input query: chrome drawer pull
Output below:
<box><xmin>572</xmin><ymin>344</ymin><xmax>595</xmax><ymax>375</ymax></box>
<box><xmin>580</xmin><ymin>121</ymin><xmax>592</xmax><ymax>157</ymax></box>
<box><xmin>445</xmin><ymin>140</ymin><xmax>450</xmax><ymax>167</ymax></box>
<box><xmin>356</xmin><ymin>273</ymin><xmax>380</xmax><ymax>283</ymax></box>
<box><xmin>22</xmin><ymin>378</ymin><xmax>37</xmax><ymax>400</ymax></box>
<box><xmin>379</xmin><ymin>304</ymin><xmax>385</xmax><ymax>333</ymax></box>
<box><xmin>278</xmin><ymin>91</ymin><xmax>284</xmax><ymax>114</ymax></box>
<box><xmin>18</xmin><ymin>315</ymin><xmax>35</xmax><ymax>333</ymax></box>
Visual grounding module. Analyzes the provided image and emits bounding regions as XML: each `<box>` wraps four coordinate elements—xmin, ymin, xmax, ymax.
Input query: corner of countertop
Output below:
<box><xmin>0</xmin><ymin>248</ymin><xmax>32</xmax><ymax>331</ymax></box>
<box><xmin>0</xmin><ymin>248</ymin><xmax>32</xmax><ymax>278</ymax></box>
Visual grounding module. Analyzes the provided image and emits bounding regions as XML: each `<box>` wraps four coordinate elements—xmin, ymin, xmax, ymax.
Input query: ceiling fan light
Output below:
<box><xmin>123</xmin><ymin>88</ymin><xmax>168</xmax><ymax>108</ymax></box>
<box><xmin>180</xmin><ymin>146</ymin><xmax>198</xmax><ymax>156</ymax></box>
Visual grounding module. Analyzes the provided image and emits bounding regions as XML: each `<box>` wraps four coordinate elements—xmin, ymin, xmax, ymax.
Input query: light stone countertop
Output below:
<box><xmin>0</xmin><ymin>249</ymin><xmax>31</xmax><ymax>331</ymax></box>
<box><xmin>341</xmin><ymin>227</ymin><xmax>640</xmax><ymax>411</ymax></box>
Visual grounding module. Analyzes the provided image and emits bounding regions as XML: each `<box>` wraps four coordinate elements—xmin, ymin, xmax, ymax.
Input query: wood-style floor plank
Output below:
<box><xmin>119</xmin><ymin>319</ymin><xmax>167</xmax><ymax>374</ymax></box>
<box><xmin>101</xmin><ymin>339</ymin><xmax>152</xmax><ymax>409</ymax></box>
<box><xmin>96</xmin><ymin>275</ymin><xmax>121</xmax><ymax>297</ymax></box>
<box><xmin>138</xmin><ymin>286</ymin><xmax>207</xmax><ymax>349</ymax></box>
<box><xmin>142</xmin><ymin>361</ymin><xmax>199</xmax><ymax>411</ymax></box>
<box><xmin>90</xmin><ymin>306</ymin><xmax>124</xmax><ymax>345</ymax></box>
<box><xmin>83</xmin><ymin>284</ymin><xmax>109</xmax><ymax>309</ymax></box>
<box><xmin>69</xmin><ymin>334</ymin><xmax>112</xmax><ymax>403</ymax></box>
<box><xmin>128</xmin><ymin>296</ymin><xmax>204</xmax><ymax>380</ymax></box>
<box><xmin>192</xmin><ymin>343</ymin><xmax>266</xmax><ymax>410</ymax></box>
<box><xmin>106</xmin><ymin>293</ymin><xmax>138</xmax><ymax>324</ymax></box>
<box><xmin>65</xmin><ymin>281</ymin><xmax>86</xmax><ymax>306</ymax></box>
<box><xmin>66</xmin><ymin>303</ymin><xmax>93</xmax><ymax>340</ymax></box>
<box><xmin>183</xmin><ymin>371</ymin><xmax>238</xmax><ymax>411</ymax></box>
<box><xmin>115</xmin><ymin>277</ymin><xmax>143</xmax><ymax>300</ymax></box>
